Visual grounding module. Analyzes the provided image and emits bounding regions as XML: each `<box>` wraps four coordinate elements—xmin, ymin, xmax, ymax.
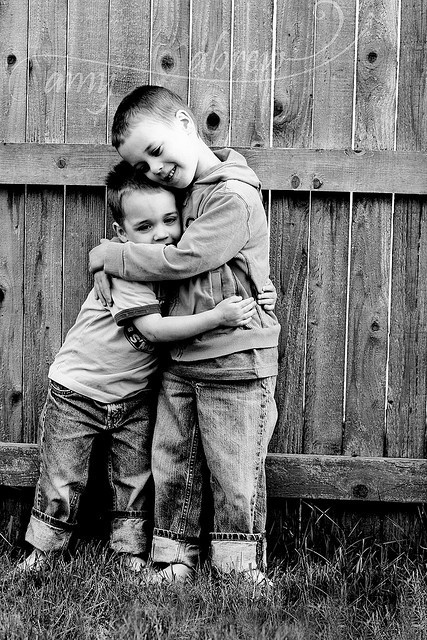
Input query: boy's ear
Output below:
<box><xmin>175</xmin><ymin>109</ymin><xmax>196</xmax><ymax>134</ymax></box>
<box><xmin>112</xmin><ymin>221</ymin><xmax>128</xmax><ymax>243</ymax></box>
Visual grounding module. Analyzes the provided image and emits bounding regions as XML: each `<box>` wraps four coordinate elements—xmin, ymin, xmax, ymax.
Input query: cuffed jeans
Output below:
<box><xmin>26</xmin><ymin>380</ymin><xmax>155</xmax><ymax>556</ymax></box>
<box><xmin>151</xmin><ymin>372</ymin><xmax>277</xmax><ymax>572</ymax></box>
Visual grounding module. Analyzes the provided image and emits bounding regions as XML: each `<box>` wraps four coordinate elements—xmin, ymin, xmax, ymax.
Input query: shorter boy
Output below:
<box><xmin>17</xmin><ymin>162</ymin><xmax>256</xmax><ymax>573</ymax></box>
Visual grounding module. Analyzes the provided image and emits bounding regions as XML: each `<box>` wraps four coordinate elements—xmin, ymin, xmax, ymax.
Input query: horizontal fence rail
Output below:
<box><xmin>3</xmin><ymin>443</ymin><xmax>427</xmax><ymax>503</ymax></box>
<box><xmin>1</xmin><ymin>144</ymin><xmax>427</xmax><ymax>193</ymax></box>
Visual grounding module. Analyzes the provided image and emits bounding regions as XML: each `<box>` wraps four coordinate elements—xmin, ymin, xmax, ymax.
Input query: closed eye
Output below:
<box><xmin>164</xmin><ymin>214</ymin><xmax>179</xmax><ymax>225</ymax></box>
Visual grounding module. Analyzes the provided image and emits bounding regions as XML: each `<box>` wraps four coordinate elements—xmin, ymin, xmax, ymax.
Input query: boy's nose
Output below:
<box><xmin>154</xmin><ymin>225</ymin><xmax>169</xmax><ymax>240</ymax></box>
<box><xmin>149</xmin><ymin>159</ymin><xmax>163</xmax><ymax>175</ymax></box>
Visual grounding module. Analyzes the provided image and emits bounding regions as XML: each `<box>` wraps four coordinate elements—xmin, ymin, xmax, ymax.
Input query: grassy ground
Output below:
<box><xmin>1</xmin><ymin>533</ymin><xmax>427</xmax><ymax>640</ymax></box>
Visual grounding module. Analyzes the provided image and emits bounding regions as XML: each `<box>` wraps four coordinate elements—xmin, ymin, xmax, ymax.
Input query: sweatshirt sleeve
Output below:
<box><xmin>104</xmin><ymin>188</ymin><xmax>252</xmax><ymax>281</ymax></box>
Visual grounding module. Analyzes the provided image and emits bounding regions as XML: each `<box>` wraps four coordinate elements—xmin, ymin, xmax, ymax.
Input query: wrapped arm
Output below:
<box><xmin>104</xmin><ymin>192</ymin><xmax>251</xmax><ymax>282</ymax></box>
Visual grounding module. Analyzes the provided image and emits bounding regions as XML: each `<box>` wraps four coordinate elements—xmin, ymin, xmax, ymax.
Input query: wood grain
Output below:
<box><xmin>269</xmin><ymin>192</ymin><xmax>309</xmax><ymax>453</ymax></box>
<box><xmin>230</xmin><ymin>0</ymin><xmax>273</xmax><ymax>148</ymax></box>
<box><xmin>22</xmin><ymin>187</ymin><xmax>63</xmax><ymax>442</ymax></box>
<box><xmin>150</xmin><ymin>0</ymin><xmax>190</xmax><ymax>99</ymax></box>
<box><xmin>1</xmin><ymin>144</ymin><xmax>425</xmax><ymax>192</ymax></box>
<box><xmin>0</xmin><ymin>187</ymin><xmax>25</xmax><ymax>442</ymax></box>
<box><xmin>107</xmin><ymin>0</ymin><xmax>151</xmax><ymax>139</ymax></box>
<box><xmin>190</xmin><ymin>0</ymin><xmax>231</xmax><ymax>147</ymax></box>
<box><xmin>0</xmin><ymin>0</ymin><xmax>28</xmax><ymax>141</ymax></box>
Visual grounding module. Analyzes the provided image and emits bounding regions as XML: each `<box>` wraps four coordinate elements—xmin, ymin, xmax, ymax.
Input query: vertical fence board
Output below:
<box><xmin>65</xmin><ymin>0</ymin><xmax>109</xmax><ymax>337</ymax></box>
<box><xmin>0</xmin><ymin>187</ymin><xmax>25</xmax><ymax>442</ymax></box>
<box><xmin>23</xmin><ymin>0</ymin><xmax>67</xmax><ymax>446</ymax></box>
<box><xmin>107</xmin><ymin>0</ymin><xmax>151</xmax><ymax>139</ymax></box>
<box><xmin>190</xmin><ymin>0</ymin><xmax>231</xmax><ymax>147</ymax></box>
<box><xmin>354</xmin><ymin>0</ymin><xmax>399</xmax><ymax>150</ymax></box>
<box><xmin>304</xmin><ymin>0</ymin><xmax>356</xmax><ymax>454</ymax></box>
<box><xmin>23</xmin><ymin>188</ymin><xmax>63</xmax><ymax>442</ymax></box>
<box><xmin>304</xmin><ymin>194</ymin><xmax>349</xmax><ymax>454</ymax></box>
<box><xmin>230</xmin><ymin>0</ymin><xmax>273</xmax><ymax>148</ymax></box>
<box><xmin>269</xmin><ymin>193</ymin><xmax>309</xmax><ymax>453</ymax></box>
<box><xmin>62</xmin><ymin>188</ymin><xmax>106</xmax><ymax>338</ymax></box>
<box><xmin>270</xmin><ymin>0</ymin><xmax>315</xmax><ymax>452</ymax></box>
<box><xmin>387</xmin><ymin>197</ymin><xmax>427</xmax><ymax>457</ymax></box>
<box><xmin>312</xmin><ymin>0</ymin><xmax>356</xmax><ymax>148</ymax></box>
<box><xmin>150</xmin><ymin>0</ymin><xmax>190</xmax><ymax>99</ymax></box>
<box><xmin>396</xmin><ymin>0</ymin><xmax>426</xmax><ymax>152</ymax></box>
<box><xmin>0</xmin><ymin>0</ymin><xmax>28</xmax><ymax>142</ymax></box>
<box><xmin>273</xmin><ymin>0</ymin><xmax>315</xmax><ymax>147</ymax></box>
<box><xmin>387</xmin><ymin>0</ymin><xmax>427</xmax><ymax>458</ymax></box>
<box><xmin>344</xmin><ymin>0</ymin><xmax>399</xmax><ymax>456</ymax></box>
<box><xmin>26</xmin><ymin>0</ymin><xmax>67</xmax><ymax>143</ymax></box>
<box><xmin>343</xmin><ymin>195</ymin><xmax>391</xmax><ymax>456</ymax></box>
<box><xmin>67</xmin><ymin>0</ymin><xmax>110</xmax><ymax>142</ymax></box>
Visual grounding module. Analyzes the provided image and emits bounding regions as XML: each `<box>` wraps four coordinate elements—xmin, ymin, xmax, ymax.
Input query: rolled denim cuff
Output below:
<box><xmin>210</xmin><ymin>532</ymin><xmax>266</xmax><ymax>573</ymax></box>
<box><xmin>25</xmin><ymin>512</ymin><xmax>72</xmax><ymax>552</ymax></box>
<box><xmin>151</xmin><ymin>530</ymin><xmax>201</xmax><ymax>568</ymax></box>
<box><xmin>110</xmin><ymin>516</ymin><xmax>151</xmax><ymax>555</ymax></box>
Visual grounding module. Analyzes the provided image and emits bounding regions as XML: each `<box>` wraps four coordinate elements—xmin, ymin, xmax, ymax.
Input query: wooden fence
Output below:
<box><xmin>1</xmin><ymin>0</ymin><xmax>427</xmax><ymax>544</ymax></box>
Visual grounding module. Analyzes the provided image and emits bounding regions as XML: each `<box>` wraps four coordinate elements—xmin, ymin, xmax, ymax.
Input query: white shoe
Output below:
<box><xmin>146</xmin><ymin>563</ymin><xmax>195</xmax><ymax>584</ymax></box>
<box><xmin>121</xmin><ymin>554</ymin><xmax>147</xmax><ymax>573</ymax></box>
<box><xmin>16</xmin><ymin>549</ymin><xmax>48</xmax><ymax>574</ymax></box>
<box><xmin>240</xmin><ymin>569</ymin><xmax>273</xmax><ymax>588</ymax></box>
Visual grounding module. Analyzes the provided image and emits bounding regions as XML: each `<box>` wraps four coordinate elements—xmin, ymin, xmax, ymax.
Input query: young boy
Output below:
<box><xmin>17</xmin><ymin>162</ymin><xmax>256</xmax><ymax>573</ymax></box>
<box><xmin>89</xmin><ymin>85</ymin><xmax>281</xmax><ymax>584</ymax></box>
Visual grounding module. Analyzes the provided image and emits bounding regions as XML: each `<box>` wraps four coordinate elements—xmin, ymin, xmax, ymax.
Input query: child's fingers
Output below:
<box><xmin>237</xmin><ymin>297</ymin><xmax>255</xmax><ymax>309</ymax></box>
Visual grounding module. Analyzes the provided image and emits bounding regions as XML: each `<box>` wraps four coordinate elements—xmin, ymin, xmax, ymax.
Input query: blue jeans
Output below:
<box><xmin>151</xmin><ymin>372</ymin><xmax>277</xmax><ymax>572</ymax></box>
<box><xmin>26</xmin><ymin>380</ymin><xmax>155</xmax><ymax>555</ymax></box>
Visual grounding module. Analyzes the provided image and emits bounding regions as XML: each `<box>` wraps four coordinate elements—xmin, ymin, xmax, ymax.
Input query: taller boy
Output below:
<box><xmin>90</xmin><ymin>85</ymin><xmax>280</xmax><ymax>582</ymax></box>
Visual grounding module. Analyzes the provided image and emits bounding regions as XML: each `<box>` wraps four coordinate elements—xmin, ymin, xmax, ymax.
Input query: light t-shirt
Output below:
<box><xmin>49</xmin><ymin>277</ymin><xmax>161</xmax><ymax>403</ymax></box>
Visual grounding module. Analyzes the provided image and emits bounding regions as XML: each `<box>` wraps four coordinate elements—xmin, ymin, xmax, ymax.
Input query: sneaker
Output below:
<box><xmin>145</xmin><ymin>563</ymin><xmax>195</xmax><ymax>584</ymax></box>
<box><xmin>15</xmin><ymin>549</ymin><xmax>48</xmax><ymax>574</ymax></box>
<box><xmin>239</xmin><ymin>569</ymin><xmax>273</xmax><ymax>588</ymax></box>
<box><xmin>120</xmin><ymin>554</ymin><xmax>147</xmax><ymax>574</ymax></box>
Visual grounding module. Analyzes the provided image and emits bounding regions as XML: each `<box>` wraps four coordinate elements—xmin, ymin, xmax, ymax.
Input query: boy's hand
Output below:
<box><xmin>89</xmin><ymin>239</ymin><xmax>110</xmax><ymax>274</ymax></box>
<box><xmin>257</xmin><ymin>280</ymin><xmax>277</xmax><ymax>311</ymax></box>
<box><xmin>93</xmin><ymin>271</ymin><xmax>113</xmax><ymax>307</ymax></box>
<box><xmin>215</xmin><ymin>296</ymin><xmax>255</xmax><ymax>327</ymax></box>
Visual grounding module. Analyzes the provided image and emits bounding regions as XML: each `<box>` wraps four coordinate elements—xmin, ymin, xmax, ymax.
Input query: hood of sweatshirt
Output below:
<box><xmin>192</xmin><ymin>148</ymin><xmax>262</xmax><ymax>190</ymax></box>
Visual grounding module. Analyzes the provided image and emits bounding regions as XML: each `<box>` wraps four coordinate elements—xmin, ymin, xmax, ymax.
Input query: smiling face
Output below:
<box><xmin>113</xmin><ymin>189</ymin><xmax>182</xmax><ymax>246</ymax></box>
<box><xmin>117</xmin><ymin>111</ymin><xmax>200</xmax><ymax>190</ymax></box>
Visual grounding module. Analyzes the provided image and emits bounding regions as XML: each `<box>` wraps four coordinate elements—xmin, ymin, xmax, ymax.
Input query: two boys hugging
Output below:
<box><xmin>18</xmin><ymin>85</ymin><xmax>280</xmax><ymax>587</ymax></box>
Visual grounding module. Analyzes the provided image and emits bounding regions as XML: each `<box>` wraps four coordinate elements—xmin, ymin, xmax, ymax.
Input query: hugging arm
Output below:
<box><xmin>133</xmin><ymin>296</ymin><xmax>256</xmax><ymax>342</ymax></box>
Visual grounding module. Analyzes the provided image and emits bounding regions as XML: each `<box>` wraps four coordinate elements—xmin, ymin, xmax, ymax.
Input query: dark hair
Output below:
<box><xmin>111</xmin><ymin>85</ymin><xmax>197</xmax><ymax>148</ymax></box>
<box><xmin>106</xmin><ymin>160</ymin><xmax>169</xmax><ymax>226</ymax></box>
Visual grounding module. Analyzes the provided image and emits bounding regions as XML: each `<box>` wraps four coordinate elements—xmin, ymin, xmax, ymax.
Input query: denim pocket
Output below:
<box><xmin>49</xmin><ymin>380</ymin><xmax>75</xmax><ymax>397</ymax></box>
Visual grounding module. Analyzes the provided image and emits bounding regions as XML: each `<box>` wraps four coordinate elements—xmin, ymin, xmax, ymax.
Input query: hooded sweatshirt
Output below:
<box><xmin>104</xmin><ymin>148</ymin><xmax>280</xmax><ymax>365</ymax></box>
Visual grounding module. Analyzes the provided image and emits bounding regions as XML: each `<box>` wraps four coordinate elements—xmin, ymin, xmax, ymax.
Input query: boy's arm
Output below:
<box><xmin>89</xmin><ymin>192</ymin><xmax>251</xmax><ymax>282</ymax></box>
<box><xmin>133</xmin><ymin>295</ymin><xmax>255</xmax><ymax>342</ymax></box>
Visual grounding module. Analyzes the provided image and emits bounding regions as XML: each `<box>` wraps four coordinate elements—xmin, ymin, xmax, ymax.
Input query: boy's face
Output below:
<box><xmin>114</xmin><ymin>189</ymin><xmax>182</xmax><ymax>246</ymax></box>
<box><xmin>117</xmin><ymin>111</ymin><xmax>199</xmax><ymax>189</ymax></box>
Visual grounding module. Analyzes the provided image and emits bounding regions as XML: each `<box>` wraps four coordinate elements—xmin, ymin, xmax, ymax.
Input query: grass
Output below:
<box><xmin>2</xmin><ymin>504</ymin><xmax>427</xmax><ymax>639</ymax></box>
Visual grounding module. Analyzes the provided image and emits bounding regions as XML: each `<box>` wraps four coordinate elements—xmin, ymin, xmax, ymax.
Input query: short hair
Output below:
<box><xmin>111</xmin><ymin>85</ymin><xmax>197</xmax><ymax>148</ymax></box>
<box><xmin>106</xmin><ymin>160</ymin><xmax>168</xmax><ymax>226</ymax></box>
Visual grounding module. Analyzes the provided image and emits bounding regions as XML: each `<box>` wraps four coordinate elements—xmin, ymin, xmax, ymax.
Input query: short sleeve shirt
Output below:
<box><xmin>49</xmin><ymin>278</ymin><xmax>161</xmax><ymax>403</ymax></box>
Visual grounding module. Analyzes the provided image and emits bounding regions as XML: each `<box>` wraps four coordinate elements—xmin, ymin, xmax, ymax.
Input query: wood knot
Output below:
<box><xmin>312</xmin><ymin>177</ymin><xmax>323</xmax><ymax>189</ymax></box>
<box><xmin>7</xmin><ymin>54</ymin><xmax>16</xmax><ymax>66</ymax></box>
<box><xmin>291</xmin><ymin>175</ymin><xmax>300</xmax><ymax>189</ymax></box>
<box><xmin>206</xmin><ymin>112</ymin><xmax>220</xmax><ymax>131</ymax></box>
<box><xmin>57</xmin><ymin>157</ymin><xmax>67</xmax><ymax>169</ymax></box>
<box><xmin>367</xmin><ymin>51</ymin><xmax>378</xmax><ymax>64</ymax></box>
<box><xmin>352</xmin><ymin>484</ymin><xmax>369</xmax><ymax>499</ymax></box>
<box><xmin>273</xmin><ymin>99</ymin><xmax>283</xmax><ymax>117</ymax></box>
<box><xmin>161</xmin><ymin>55</ymin><xmax>175</xmax><ymax>71</ymax></box>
